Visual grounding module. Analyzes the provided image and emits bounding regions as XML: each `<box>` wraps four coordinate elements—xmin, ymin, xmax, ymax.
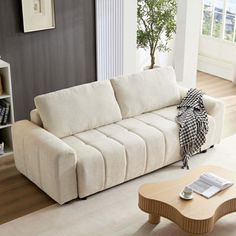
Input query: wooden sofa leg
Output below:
<box><xmin>80</xmin><ymin>197</ymin><xmax>87</xmax><ymax>200</ymax></box>
<box><xmin>210</xmin><ymin>145</ymin><xmax>214</xmax><ymax>149</ymax></box>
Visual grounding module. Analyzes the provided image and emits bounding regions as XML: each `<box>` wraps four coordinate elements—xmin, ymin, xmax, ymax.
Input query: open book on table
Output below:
<box><xmin>188</xmin><ymin>172</ymin><xmax>233</xmax><ymax>199</ymax></box>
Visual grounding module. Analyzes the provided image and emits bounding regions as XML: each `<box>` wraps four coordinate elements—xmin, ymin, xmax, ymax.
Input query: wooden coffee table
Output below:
<box><xmin>138</xmin><ymin>165</ymin><xmax>236</xmax><ymax>235</ymax></box>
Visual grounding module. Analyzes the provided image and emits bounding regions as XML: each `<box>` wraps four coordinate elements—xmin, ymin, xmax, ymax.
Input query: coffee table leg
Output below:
<box><xmin>148</xmin><ymin>213</ymin><xmax>160</xmax><ymax>224</ymax></box>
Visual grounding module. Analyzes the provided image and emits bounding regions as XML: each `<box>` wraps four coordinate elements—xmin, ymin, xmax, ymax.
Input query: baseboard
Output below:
<box><xmin>198</xmin><ymin>55</ymin><xmax>236</xmax><ymax>82</ymax></box>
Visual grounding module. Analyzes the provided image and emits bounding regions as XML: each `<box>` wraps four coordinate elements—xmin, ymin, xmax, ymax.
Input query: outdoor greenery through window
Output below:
<box><xmin>202</xmin><ymin>0</ymin><xmax>236</xmax><ymax>42</ymax></box>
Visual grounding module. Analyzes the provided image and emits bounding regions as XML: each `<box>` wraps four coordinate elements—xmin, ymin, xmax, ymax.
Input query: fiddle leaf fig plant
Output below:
<box><xmin>137</xmin><ymin>0</ymin><xmax>177</xmax><ymax>69</ymax></box>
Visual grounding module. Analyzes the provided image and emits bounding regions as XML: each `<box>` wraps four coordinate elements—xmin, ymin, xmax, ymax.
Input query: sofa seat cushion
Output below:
<box><xmin>62</xmin><ymin>120</ymin><xmax>166</xmax><ymax>197</ymax></box>
<box><xmin>35</xmin><ymin>80</ymin><xmax>122</xmax><ymax>138</ymax></box>
<box><xmin>153</xmin><ymin>106</ymin><xmax>216</xmax><ymax>150</ymax></box>
<box><xmin>117</xmin><ymin>118</ymin><xmax>165</xmax><ymax>173</ymax></box>
<box><xmin>97</xmin><ymin>124</ymin><xmax>147</xmax><ymax>180</ymax></box>
<box><xmin>111</xmin><ymin>66</ymin><xmax>180</xmax><ymax>118</ymax></box>
<box><xmin>62</xmin><ymin>135</ymin><xmax>104</xmax><ymax>198</ymax></box>
<box><xmin>153</xmin><ymin>105</ymin><xmax>179</xmax><ymax>122</ymax></box>
<box><xmin>135</xmin><ymin>113</ymin><xmax>182</xmax><ymax>165</ymax></box>
<box><xmin>62</xmin><ymin>130</ymin><xmax>126</xmax><ymax>198</ymax></box>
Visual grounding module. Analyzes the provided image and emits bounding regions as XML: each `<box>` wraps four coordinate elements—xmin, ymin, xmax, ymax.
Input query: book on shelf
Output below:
<box><xmin>0</xmin><ymin>104</ymin><xmax>5</xmax><ymax>124</ymax></box>
<box><xmin>2</xmin><ymin>100</ymin><xmax>10</xmax><ymax>125</ymax></box>
<box><xmin>188</xmin><ymin>172</ymin><xmax>233</xmax><ymax>199</ymax></box>
<box><xmin>0</xmin><ymin>99</ymin><xmax>10</xmax><ymax>125</ymax></box>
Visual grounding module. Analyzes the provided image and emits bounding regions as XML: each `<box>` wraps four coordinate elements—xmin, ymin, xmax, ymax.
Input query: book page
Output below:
<box><xmin>188</xmin><ymin>179</ymin><xmax>213</xmax><ymax>194</ymax></box>
<box><xmin>200</xmin><ymin>173</ymin><xmax>233</xmax><ymax>190</ymax></box>
<box><xmin>202</xmin><ymin>186</ymin><xmax>220</xmax><ymax>198</ymax></box>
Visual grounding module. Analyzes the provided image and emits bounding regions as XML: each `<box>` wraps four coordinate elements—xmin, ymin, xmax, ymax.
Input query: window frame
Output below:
<box><xmin>201</xmin><ymin>0</ymin><xmax>236</xmax><ymax>43</ymax></box>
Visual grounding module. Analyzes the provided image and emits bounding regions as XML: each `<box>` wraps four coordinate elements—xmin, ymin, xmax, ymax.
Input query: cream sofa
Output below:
<box><xmin>12</xmin><ymin>67</ymin><xmax>224</xmax><ymax>204</ymax></box>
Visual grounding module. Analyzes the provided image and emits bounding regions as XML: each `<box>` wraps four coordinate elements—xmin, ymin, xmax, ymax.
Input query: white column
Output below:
<box><xmin>96</xmin><ymin>0</ymin><xmax>137</xmax><ymax>80</ymax></box>
<box><xmin>174</xmin><ymin>0</ymin><xmax>203</xmax><ymax>88</ymax></box>
<box><xmin>123</xmin><ymin>0</ymin><xmax>137</xmax><ymax>74</ymax></box>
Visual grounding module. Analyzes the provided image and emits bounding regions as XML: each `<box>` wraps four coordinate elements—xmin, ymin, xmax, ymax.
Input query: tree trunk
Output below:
<box><xmin>150</xmin><ymin>52</ymin><xmax>155</xmax><ymax>69</ymax></box>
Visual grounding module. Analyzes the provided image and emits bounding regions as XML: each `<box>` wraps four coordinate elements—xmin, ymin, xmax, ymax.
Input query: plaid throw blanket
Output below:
<box><xmin>176</xmin><ymin>88</ymin><xmax>209</xmax><ymax>169</ymax></box>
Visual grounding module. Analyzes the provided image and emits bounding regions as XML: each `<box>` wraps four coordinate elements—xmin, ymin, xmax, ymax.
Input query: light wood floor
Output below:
<box><xmin>0</xmin><ymin>72</ymin><xmax>235</xmax><ymax>225</ymax></box>
<box><xmin>197</xmin><ymin>71</ymin><xmax>236</xmax><ymax>138</ymax></box>
<box><xmin>0</xmin><ymin>155</ymin><xmax>55</xmax><ymax>224</ymax></box>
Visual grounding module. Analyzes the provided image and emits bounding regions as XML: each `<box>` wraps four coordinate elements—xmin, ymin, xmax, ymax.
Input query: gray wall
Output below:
<box><xmin>0</xmin><ymin>0</ymin><xmax>96</xmax><ymax>120</ymax></box>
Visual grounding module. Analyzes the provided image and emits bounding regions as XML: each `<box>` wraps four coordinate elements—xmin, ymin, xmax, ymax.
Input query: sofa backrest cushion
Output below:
<box><xmin>34</xmin><ymin>80</ymin><xmax>122</xmax><ymax>138</ymax></box>
<box><xmin>111</xmin><ymin>66</ymin><xmax>181</xmax><ymax>118</ymax></box>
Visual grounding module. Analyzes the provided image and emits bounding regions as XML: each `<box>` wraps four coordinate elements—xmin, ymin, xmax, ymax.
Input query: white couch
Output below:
<box><xmin>12</xmin><ymin>67</ymin><xmax>224</xmax><ymax>204</ymax></box>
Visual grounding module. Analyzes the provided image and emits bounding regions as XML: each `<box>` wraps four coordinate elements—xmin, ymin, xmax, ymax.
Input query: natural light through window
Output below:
<box><xmin>202</xmin><ymin>0</ymin><xmax>236</xmax><ymax>42</ymax></box>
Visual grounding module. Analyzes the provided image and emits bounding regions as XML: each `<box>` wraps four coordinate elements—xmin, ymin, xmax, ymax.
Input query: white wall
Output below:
<box><xmin>123</xmin><ymin>0</ymin><xmax>137</xmax><ymax>74</ymax></box>
<box><xmin>174</xmin><ymin>0</ymin><xmax>203</xmax><ymax>88</ymax></box>
<box><xmin>198</xmin><ymin>36</ymin><xmax>236</xmax><ymax>83</ymax></box>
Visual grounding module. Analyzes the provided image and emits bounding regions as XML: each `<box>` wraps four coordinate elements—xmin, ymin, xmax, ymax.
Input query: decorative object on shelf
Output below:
<box><xmin>0</xmin><ymin>60</ymin><xmax>15</xmax><ymax>158</ymax></box>
<box><xmin>21</xmin><ymin>0</ymin><xmax>55</xmax><ymax>33</ymax></box>
<box><xmin>0</xmin><ymin>142</ymin><xmax>4</xmax><ymax>155</ymax></box>
<box><xmin>137</xmin><ymin>0</ymin><xmax>177</xmax><ymax>69</ymax></box>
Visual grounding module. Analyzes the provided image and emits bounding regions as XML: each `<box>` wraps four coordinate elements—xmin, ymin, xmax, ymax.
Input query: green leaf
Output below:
<box><xmin>137</xmin><ymin>0</ymin><xmax>177</xmax><ymax>67</ymax></box>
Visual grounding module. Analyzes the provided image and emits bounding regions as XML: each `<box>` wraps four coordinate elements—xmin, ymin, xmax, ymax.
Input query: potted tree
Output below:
<box><xmin>137</xmin><ymin>0</ymin><xmax>177</xmax><ymax>69</ymax></box>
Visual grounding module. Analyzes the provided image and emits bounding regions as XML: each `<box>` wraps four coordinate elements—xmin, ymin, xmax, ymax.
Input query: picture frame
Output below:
<box><xmin>21</xmin><ymin>0</ymin><xmax>55</xmax><ymax>33</ymax></box>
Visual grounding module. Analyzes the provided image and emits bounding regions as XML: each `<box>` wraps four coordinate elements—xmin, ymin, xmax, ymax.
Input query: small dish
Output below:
<box><xmin>179</xmin><ymin>192</ymin><xmax>193</xmax><ymax>200</ymax></box>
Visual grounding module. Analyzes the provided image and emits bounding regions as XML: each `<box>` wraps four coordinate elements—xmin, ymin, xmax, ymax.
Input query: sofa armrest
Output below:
<box><xmin>178</xmin><ymin>86</ymin><xmax>225</xmax><ymax>143</ymax></box>
<box><xmin>202</xmin><ymin>95</ymin><xmax>225</xmax><ymax>143</ymax></box>
<box><xmin>12</xmin><ymin>120</ymin><xmax>78</xmax><ymax>204</ymax></box>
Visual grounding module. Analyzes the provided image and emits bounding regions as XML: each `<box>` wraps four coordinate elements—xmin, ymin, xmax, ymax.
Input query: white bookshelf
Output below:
<box><xmin>0</xmin><ymin>60</ymin><xmax>15</xmax><ymax>158</ymax></box>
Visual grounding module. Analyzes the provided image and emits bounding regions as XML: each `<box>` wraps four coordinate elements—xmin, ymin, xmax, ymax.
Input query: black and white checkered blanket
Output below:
<box><xmin>176</xmin><ymin>88</ymin><xmax>209</xmax><ymax>169</ymax></box>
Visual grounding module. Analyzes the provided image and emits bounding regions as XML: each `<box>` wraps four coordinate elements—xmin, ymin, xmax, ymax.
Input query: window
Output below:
<box><xmin>202</xmin><ymin>0</ymin><xmax>236</xmax><ymax>42</ymax></box>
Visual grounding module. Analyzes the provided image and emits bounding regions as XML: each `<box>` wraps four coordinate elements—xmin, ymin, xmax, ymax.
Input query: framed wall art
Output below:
<box><xmin>21</xmin><ymin>0</ymin><xmax>55</xmax><ymax>33</ymax></box>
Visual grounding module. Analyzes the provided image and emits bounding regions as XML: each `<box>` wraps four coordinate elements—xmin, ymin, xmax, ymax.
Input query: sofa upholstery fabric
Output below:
<box><xmin>34</xmin><ymin>80</ymin><xmax>122</xmax><ymax>138</ymax></box>
<box><xmin>111</xmin><ymin>66</ymin><xmax>181</xmax><ymax>118</ymax></box>
<box><xmin>117</xmin><ymin>118</ymin><xmax>165</xmax><ymax>173</ymax></box>
<box><xmin>63</xmin><ymin>118</ymin><xmax>166</xmax><ymax>198</ymax></box>
<box><xmin>135</xmin><ymin>113</ymin><xmax>182</xmax><ymax>165</ymax></box>
<box><xmin>60</xmin><ymin>108</ymin><xmax>216</xmax><ymax>199</ymax></box>
<box><xmin>12</xmin><ymin>120</ymin><xmax>78</xmax><ymax>204</ymax></box>
<box><xmin>30</xmin><ymin>109</ymin><xmax>43</xmax><ymax>127</ymax></box>
<box><xmin>12</xmin><ymin>67</ymin><xmax>224</xmax><ymax>204</ymax></box>
<box><xmin>153</xmin><ymin>106</ymin><xmax>215</xmax><ymax>151</ymax></box>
